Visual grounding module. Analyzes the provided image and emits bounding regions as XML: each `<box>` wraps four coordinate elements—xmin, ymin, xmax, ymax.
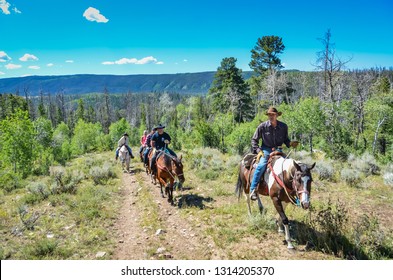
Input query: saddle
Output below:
<box><xmin>241</xmin><ymin>151</ymin><xmax>286</xmax><ymax>196</ymax></box>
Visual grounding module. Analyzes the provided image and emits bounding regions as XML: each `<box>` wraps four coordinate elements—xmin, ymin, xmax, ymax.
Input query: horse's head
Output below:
<box><xmin>171</xmin><ymin>154</ymin><xmax>185</xmax><ymax>184</ymax></box>
<box><xmin>292</xmin><ymin>161</ymin><xmax>316</xmax><ymax>210</ymax></box>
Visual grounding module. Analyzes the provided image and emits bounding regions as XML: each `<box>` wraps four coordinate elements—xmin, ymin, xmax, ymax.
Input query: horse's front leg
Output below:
<box><xmin>160</xmin><ymin>183</ymin><xmax>164</xmax><ymax>198</ymax></box>
<box><xmin>158</xmin><ymin>177</ymin><xmax>167</xmax><ymax>198</ymax></box>
<box><xmin>272</xmin><ymin>197</ymin><xmax>294</xmax><ymax>249</ymax></box>
<box><xmin>168</xmin><ymin>180</ymin><xmax>174</xmax><ymax>205</ymax></box>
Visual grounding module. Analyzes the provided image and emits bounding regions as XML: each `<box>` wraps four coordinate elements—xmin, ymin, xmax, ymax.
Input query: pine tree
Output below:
<box><xmin>208</xmin><ymin>57</ymin><xmax>253</xmax><ymax>123</ymax></box>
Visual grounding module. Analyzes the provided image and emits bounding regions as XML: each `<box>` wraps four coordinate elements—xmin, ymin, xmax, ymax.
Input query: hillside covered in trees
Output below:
<box><xmin>0</xmin><ymin>71</ymin><xmax>255</xmax><ymax>95</ymax></box>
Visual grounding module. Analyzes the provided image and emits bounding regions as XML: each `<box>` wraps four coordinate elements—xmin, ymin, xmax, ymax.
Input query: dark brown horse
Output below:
<box><xmin>236</xmin><ymin>153</ymin><xmax>315</xmax><ymax>249</ymax></box>
<box><xmin>155</xmin><ymin>152</ymin><xmax>185</xmax><ymax>205</ymax></box>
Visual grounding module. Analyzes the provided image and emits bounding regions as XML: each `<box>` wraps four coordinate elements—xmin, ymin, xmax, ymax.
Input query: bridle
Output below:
<box><xmin>268</xmin><ymin>159</ymin><xmax>310</xmax><ymax>207</ymax></box>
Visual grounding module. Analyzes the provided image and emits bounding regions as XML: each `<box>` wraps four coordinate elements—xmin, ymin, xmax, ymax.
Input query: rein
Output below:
<box><xmin>268</xmin><ymin>160</ymin><xmax>302</xmax><ymax>206</ymax></box>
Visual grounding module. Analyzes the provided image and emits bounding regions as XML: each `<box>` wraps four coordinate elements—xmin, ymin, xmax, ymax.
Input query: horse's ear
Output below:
<box><xmin>308</xmin><ymin>162</ymin><xmax>316</xmax><ymax>170</ymax></box>
<box><xmin>293</xmin><ymin>160</ymin><xmax>301</xmax><ymax>170</ymax></box>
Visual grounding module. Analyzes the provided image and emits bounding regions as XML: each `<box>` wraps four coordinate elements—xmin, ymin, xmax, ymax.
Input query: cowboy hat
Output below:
<box><xmin>154</xmin><ymin>124</ymin><xmax>166</xmax><ymax>129</ymax></box>
<box><xmin>123</xmin><ymin>132</ymin><xmax>129</xmax><ymax>136</ymax></box>
<box><xmin>265</xmin><ymin>106</ymin><xmax>282</xmax><ymax>116</ymax></box>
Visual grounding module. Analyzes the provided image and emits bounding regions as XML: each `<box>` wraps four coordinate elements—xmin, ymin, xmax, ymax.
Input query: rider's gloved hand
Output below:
<box><xmin>164</xmin><ymin>139</ymin><xmax>170</xmax><ymax>144</ymax></box>
<box><xmin>256</xmin><ymin>151</ymin><xmax>264</xmax><ymax>162</ymax></box>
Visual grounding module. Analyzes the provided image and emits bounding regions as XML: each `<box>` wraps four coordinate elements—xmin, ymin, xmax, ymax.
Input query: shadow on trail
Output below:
<box><xmin>176</xmin><ymin>193</ymin><xmax>214</xmax><ymax>210</ymax></box>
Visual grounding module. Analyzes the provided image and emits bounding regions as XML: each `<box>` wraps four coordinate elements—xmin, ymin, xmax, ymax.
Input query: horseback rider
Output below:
<box><xmin>150</xmin><ymin>124</ymin><xmax>177</xmax><ymax>174</ymax></box>
<box><xmin>250</xmin><ymin>106</ymin><xmax>299</xmax><ymax>200</ymax></box>
<box><xmin>115</xmin><ymin>132</ymin><xmax>135</xmax><ymax>160</ymax></box>
<box><xmin>143</xmin><ymin>128</ymin><xmax>157</xmax><ymax>165</ymax></box>
<box><xmin>139</xmin><ymin>130</ymin><xmax>149</xmax><ymax>154</ymax></box>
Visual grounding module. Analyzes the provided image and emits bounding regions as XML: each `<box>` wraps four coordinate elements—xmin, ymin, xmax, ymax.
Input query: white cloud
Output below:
<box><xmin>65</xmin><ymin>60</ymin><xmax>74</xmax><ymax>63</ymax></box>
<box><xmin>0</xmin><ymin>51</ymin><xmax>11</xmax><ymax>62</ymax></box>
<box><xmin>5</xmin><ymin>63</ymin><xmax>22</xmax><ymax>70</ymax></box>
<box><xmin>102</xmin><ymin>56</ymin><xmax>162</xmax><ymax>65</ymax></box>
<box><xmin>0</xmin><ymin>0</ymin><xmax>10</xmax><ymax>14</ymax></box>
<box><xmin>116</xmin><ymin>58</ymin><xmax>138</xmax><ymax>65</ymax></box>
<box><xmin>135</xmin><ymin>56</ymin><xmax>157</xmax><ymax>65</ymax></box>
<box><xmin>19</xmin><ymin>53</ymin><xmax>39</xmax><ymax>62</ymax></box>
<box><xmin>28</xmin><ymin>66</ymin><xmax>40</xmax><ymax>70</ymax></box>
<box><xmin>83</xmin><ymin>7</ymin><xmax>109</xmax><ymax>23</ymax></box>
<box><xmin>47</xmin><ymin>63</ymin><xmax>54</xmax><ymax>67</ymax></box>
<box><xmin>183</xmin><ymin>59</ymin><xmax>188</xmax><ymax>62</ymax></box>
<box><xmin>0</xmin><ymin>71</ymin><xmax>5</xmax><ymax>75</ymax></box>
<box><xmin>0</xmin><ymin>1</ymin><xmax>21</xmax><ymax>15</ymax></box>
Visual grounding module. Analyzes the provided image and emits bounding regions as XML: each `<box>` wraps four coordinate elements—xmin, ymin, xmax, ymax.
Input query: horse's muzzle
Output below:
<box><xmin>301</xmin><ymin>201</ymin><xmax>310</xmax><ymax>209</ymax></box>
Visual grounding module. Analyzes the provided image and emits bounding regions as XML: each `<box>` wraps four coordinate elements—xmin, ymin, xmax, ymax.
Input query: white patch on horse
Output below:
<box><xmin>266</xmin><ymin>157</ymin><xmax>294</xmax><ymax>192</ymax></box>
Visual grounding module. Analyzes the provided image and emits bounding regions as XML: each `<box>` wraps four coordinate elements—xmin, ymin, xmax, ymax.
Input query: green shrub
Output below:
<box><xmin>27</xmin><ymin>182</ymin><xmax>49</xmax><ymax>197</ymax></box>
<box><xmin>348</xmin><ymin>153</ymin><xmax>380</xmax><ymax>176</ymax></box>
<box><xmin>0</xmin><ymin>170</ymin><xmax>23</xmax><ymax>192</ymax></box>
<box><xmin>383</xmin><ymin>164</ymin><xmax>393</xmax><ymax>187</ymax></box>
<box><xmin>352</xmin><ymin>214</ymin><xmax>393</xmax><ymax>259</ymax></box>
<box><xmin>340</xmin><ymin>168</ymin><xmax>362</xmax><ymax>187</ymax></box>
<box><xmin>24</xmin><ymin>239</ymin><xmax>58</xmax><ymax>259</ymax></box>
<box><xmin>314</xmin><ymin>160</ymin><xmax>335</xmax><ymax>181</ymax></box>
<box><xmin>49</xmin><ymin>166</ymin><xmax>83</xmax><ymax>194</ymax></box>
<box><xmin>89</xmin><ymin>162</ymin><xmax>116</xmax><ymax>185</ymax></box>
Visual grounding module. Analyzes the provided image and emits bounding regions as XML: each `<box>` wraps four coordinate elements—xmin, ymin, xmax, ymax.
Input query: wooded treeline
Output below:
<box><xmin>1</xmin><ymin>30</ymin><xmax>393</xmax><ymax>183</ymax></box>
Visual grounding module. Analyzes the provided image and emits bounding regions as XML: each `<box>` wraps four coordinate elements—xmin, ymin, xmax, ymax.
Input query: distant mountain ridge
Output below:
<box><xmin>0</xmin><ymin>71</ymin><xmax>255</xmax><ymax>96</ymax></box>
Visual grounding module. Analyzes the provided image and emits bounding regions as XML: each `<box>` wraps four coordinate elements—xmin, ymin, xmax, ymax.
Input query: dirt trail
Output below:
<box><xmin>112</xmin><ymin>163</ymin><xmax>225</xmax><ymax>260</ymax></box>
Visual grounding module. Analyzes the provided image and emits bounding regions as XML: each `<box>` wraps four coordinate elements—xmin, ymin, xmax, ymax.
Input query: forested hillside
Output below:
<box><xmin>0</xmin><ymin>72</ymin><xmax>254</xmax><ymax>95</ymax></box>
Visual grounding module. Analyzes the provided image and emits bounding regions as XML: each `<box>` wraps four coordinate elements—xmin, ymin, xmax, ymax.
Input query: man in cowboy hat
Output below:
<box><xmin>150</xmin><ymin>124</ymin><xmax>177</xmax><ymax>174</ymax></box>
<box><xmin>115</xmin><ymin>132</ymin><xmax>135</xmax><ymax>160</ymax></box>
<box><xmin>249</xmin><ymin>106</ymin><xmax>299</xmax><ymax>200</ymax></box>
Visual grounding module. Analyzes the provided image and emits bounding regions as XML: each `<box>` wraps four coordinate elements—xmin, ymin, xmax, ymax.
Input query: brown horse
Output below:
<box><xmin>155</xmin><ymin>151</ymin><xmax>185</xmax><ymax>205</ymax></box>
<box><xmin>236</xmin><ymin>153</ymin><xmax>315</xmax><ymax>249</ymax></box>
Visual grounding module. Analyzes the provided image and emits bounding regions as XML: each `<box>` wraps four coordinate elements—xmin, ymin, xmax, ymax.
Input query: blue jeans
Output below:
<box><xmin>250</xmin><ymin>147</ymin><xmax>282</xmax><ymax>192</ymax></box>
<box><xmin>143</xmin><ymin>147</ymin><xmax>151</xmax><ymax>164</ymax></box>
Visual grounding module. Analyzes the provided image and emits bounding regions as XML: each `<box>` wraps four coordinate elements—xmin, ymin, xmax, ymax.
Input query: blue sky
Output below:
<box><xmin>0</xmin><ymin>0</ymin><xmax>392</xmax><ymax>78</ymax></box>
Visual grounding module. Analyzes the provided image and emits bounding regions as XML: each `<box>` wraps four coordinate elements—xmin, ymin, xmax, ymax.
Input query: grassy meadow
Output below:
<box><xmin>1</xmin><ymin>148</ymin><xmax>393</xmax><ymax>260</ymax></box>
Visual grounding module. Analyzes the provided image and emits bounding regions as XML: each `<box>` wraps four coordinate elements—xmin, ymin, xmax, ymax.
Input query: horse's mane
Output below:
<box><xmin>163</xmin><ymin>152</ymin><xmax>172</xmax><ymax>167</ymax></box>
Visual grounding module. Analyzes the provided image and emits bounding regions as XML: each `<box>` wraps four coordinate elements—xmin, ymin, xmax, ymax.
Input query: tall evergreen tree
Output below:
<box><xmin>249</xmin><ymin>35</ymin><xmax>285</xmax><ymax>75</ymax></box>
<box><xmin>208</xmin><ymin>57</ymin><xmax>253</xmax><ymax>122</ymax></box>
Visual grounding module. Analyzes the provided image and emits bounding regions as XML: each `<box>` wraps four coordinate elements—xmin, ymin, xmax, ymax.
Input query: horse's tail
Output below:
<box><xmin>235</xmin><ymin>164</ymin><xmax>244</xmax><ymax>201</ymax></box>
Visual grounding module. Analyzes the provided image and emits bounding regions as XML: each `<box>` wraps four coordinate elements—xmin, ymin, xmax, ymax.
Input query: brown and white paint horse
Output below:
<box><xmin>236</xmin><ymin>154</ymin><xmax>315</xmax><ymax>249</ymax></box>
